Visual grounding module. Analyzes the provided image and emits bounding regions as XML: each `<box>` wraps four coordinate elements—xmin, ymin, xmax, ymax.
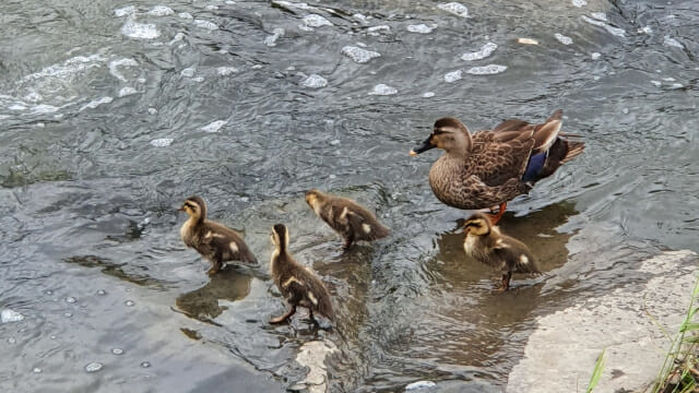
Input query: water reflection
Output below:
<box><xmin>175</xmin><ymin>267</ymin><xmax>252</xmax><ymax>323</ymax></box>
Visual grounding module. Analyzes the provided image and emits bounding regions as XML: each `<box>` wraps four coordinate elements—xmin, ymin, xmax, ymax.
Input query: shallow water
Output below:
<box><xmin>1</xmin><ymin>0</ymin><xmax>697</xmax><ymax>391</ymax></box>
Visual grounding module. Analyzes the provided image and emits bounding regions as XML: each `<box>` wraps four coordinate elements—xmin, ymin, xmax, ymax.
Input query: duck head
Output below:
<box><xmin>179</xmin><ymin>196</ymin><xmax>207</xmax><ymax>221</ymax></box>
<box><xmin>271</xmin><ymin>223</ymin><xmax>289</xmax><ymax>252</ymax></box>
<box><xmin>463</xmin><ymin>212</ymin><xmax>492</xmax><ymax>236</ymax></box>
<box><xmin>410</xmin><ymin>117</ymin><xmax>473</xmax><ymax>156</ymax></box>
<box><xmin>305</xmin><ymin>189</ymin><xmax>325</xmax><ymax>210</ymax></box>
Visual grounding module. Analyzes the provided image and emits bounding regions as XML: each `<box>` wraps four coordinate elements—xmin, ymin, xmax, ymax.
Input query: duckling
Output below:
<box><xmin>269</xmin><ymin>223</ymin><xmax>334</xmax><ymax>327</ymax></box>
<box><xmin>462</xmin><ymin>212</ymin><xmax>539</xmax><ymax>292</ymax></box>
<box><xmin>305</xmin><ymin>189</ymin><xmax>390</xmax><ymax>250</ymax></box>
<box><xmin>410</xmin><ymin>110</ymin><xmax>584</xmax><ymax>224</ymax></box>
<box><xmin>179</xmin><ymin>196</ymin><xmax>257</xmax><ymax>275</ymax></box>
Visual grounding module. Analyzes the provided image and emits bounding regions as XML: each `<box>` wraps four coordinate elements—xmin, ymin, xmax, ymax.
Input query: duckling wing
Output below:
<box><xmin>493</xmin><ymin>239</ymin><xmax>539</xmax><ymax>274</ymax></box>
<box><xmin>204</xmin><ymin>223</ymin><xmax>257</xmax><ymax>264</ymax></box>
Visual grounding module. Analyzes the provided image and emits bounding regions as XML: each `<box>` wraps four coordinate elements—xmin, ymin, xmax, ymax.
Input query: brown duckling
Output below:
<box><xmin>179</xmin><ymin>196</ymin><xmax>257</xmax><ymax>275</ymax></box>
<box><xmin>462</xmin><ymin>212</ymin><xmax>539</xmax><ymax>292</ymax></box>
<box><xmin>269</xmin><ymin>223</ymin><xmax>334</xmax><ymax>327</ymax></box>
<box><xmin>410</xmin><ymin>110</ymin><xmax>584</xmax><ymax>224</ymax></box>
<box><xmin>305</xmin><ymin>189</ymin><xmax>390</xmax><ymax>250</ymax></box>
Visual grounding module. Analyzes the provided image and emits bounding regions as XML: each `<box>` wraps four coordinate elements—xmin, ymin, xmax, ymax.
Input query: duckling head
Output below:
<box><xmin>271</xmin><ymin>223</ymin><xmax>290</xmax><ymax>252</ymax></box>
<box><xmin>179</xmin><ymin>196</ymin><xmax>207</xmax><ymax>221</ymax></box>
<box><xmin>410</xmin><ymin>117</ymin><xmax>472</xmax><ymax>156</ymax></box>
<box><xmin>463</xmin><ymin>212</ymin><xmax>493</xmax><ymax>236</ymax></box>
<box><xmin>305</xmin><ymin>189</ymin><xmax>325</xmax><ymax>212</ymax></box>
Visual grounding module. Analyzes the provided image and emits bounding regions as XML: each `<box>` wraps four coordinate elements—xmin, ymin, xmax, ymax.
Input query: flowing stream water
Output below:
<box><xmin>1</xmin><ymin>0</ymin><xmax>697</xmax><ymax>392</ymax></box>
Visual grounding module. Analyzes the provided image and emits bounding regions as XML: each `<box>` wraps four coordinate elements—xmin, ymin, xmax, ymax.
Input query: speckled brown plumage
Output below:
<box><xmin>463</xmin><ymin>213</ymin><xmax>540</xmax><ymax>292</ymax></box>
<box><xmin>412</xmin><ymin>110</ymin><xmax>585</xmax><ymax>212</ymax></box>
<box><xmin>269</xmin><ymin>224</ymin><xmax>334</xmax><ymax>327</ymax></box>
<box><xmin>179</xmin><ymin>196</ymin><xmax>257</xmax><ymax>275</ymax></box>
<box><xmin>305</xmin><ymin>189</ymin><xmax>390</xmax><ymax>249</ymax></box>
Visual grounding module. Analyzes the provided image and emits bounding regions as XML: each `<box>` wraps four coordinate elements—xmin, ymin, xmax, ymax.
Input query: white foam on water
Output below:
<box><xmin>303</xmin><ymin>14</ymin><xmax>332</xmax><ymax>28</ymax></box>
<box><xmin>108</xmin><ymin>58</ymin><xmax>139</xmax><ymax>82</ymax></box>
<box><xmin>591</xmin><ymin>52</ymin><xmax>601</xmax><ymax>60</ymax></box>
<box><xmin>1</xmin><ymin>309</ymin><xmax>25</xmax><ymax>323</ymax></box>
<box><xmin>150</xmin><ymin>139</ymin><xmax>172</xmax><ymax>147</ymax></box>
<box><xmin>217</xmin><ymin>66</ymin><xmax>239</xmax><ymax>75</ymax></box>
<box><xmin>444</xmin><ymin>69</ymin><xmax>462</xmax><ymax>82</ymax></box>
<box><xmin>353</xmin><ymin>13</ymin><xmax>370</xmax><ymax>23</ymax></box>
<box><xmin>9</xmin><ymin>104</ymin><xmax>26</xmax><ymax>111</ymax></box>
<box><xmin>201</xmin><ymin>120</ymin><xmax>227</xmax><ymax>133</ymax></box>
<box><xmin>181</xmin><ymin>67</ymin><xmax>196</xmax><ymax>77</ymax></box>
<box><xmin>80</xmin><ymin>97</ymin><xmax>113</xmax><ymax>111</ymax></box>
<box><xmin>581</xmin><ymin>16</ymin><xmax>625</xmax><ymax>37</ymax></box>
<box><xmin>178</xmin><ymin>12</ymin><xmax>193</xmax><ymax>20</ymax></box>
<box><xmin>341</xmin><ymin>46</ymin><xmax>381</xmax><ymax>63</ymax></box>
<box><xmin>554</xmin><ymin>33</ymin><xmax>573</xmax><ymax>45</ymax></box>
<box><xmin>24</xmin><ymin>91</ymin><xmax>42</xmax><ymax>102</ymax></box>
<box><xmin>466</xmin><ymin>64</ymin><xmax>507</xmax><ymax>75</ymax></box>
<box><xmin>368</xmin><ymin>84</ymin><xmax>397</xmax><ymax>96</ymax></box>
<box><xmin>21</xmin><ymin>54</ymin><xmax>105</xmax><ymax>83</ymax></box>
<box><xmin>169</xmin><ymin>32</ymin><xmax>185</xmax><ymax>46</ymax></box>
<box><xmin>111</xmin><ymin>348</ymin><xmax>124</xmax><ymax>355</ymax></box>
<box><xmin>461</xmin><ymin>42</ymin><xmax>497</xmax><ymax>61</ymax></box>
<box><xmin>590</xmin><ymin>12</ymin><xmax>607</xmax><ymax>21</ymax></box>
<box><xmin>272</xmin><ymin>1</ymin><xmax>315</xmax><ymax>10</ymax></box>
<box><xmin>264</xmin><ymin>28</ymin><xmax>285</xmax><ymax>47</ymax></box>
<box><xmin>367</xmin><ymin>25</ymin><xmax>390</xmax><ymax>35</ymax></box>
<box><xmin>301</xmin><ymin>74</ymin><xmax>328</xmax><ymax>88</ymax></box>
<box><xmin>118</xmin><ymin>87</ymin><xmax>138</xmax><ymax>97</ymax></box>
<box><xmin>194</xmin><ymin>19</ymin><xmax>218</xmax><ymax>30</ymax></box>
<box><xmin>31</xmin><ymin>104</ymin><xmax>60</xmax><ymax>114</ymax></box>
<box><xmin>406</xmin><ymin>24</ymin><xmax>436</xmax><ymax>34</ymax></box>
<box><xmin>148</xmin><ymin>5</ymin><xmax>174</xmax><ymax>16</ymax></box>
<box><xmin>422</xmin><ymin>92</ymin><xmax>435</xmax><ymax>98</ymax></box>
<box><xmin>650</xmin><ymin>80</ymin><xmax>662</xmax><ymax>87</ymax></box>
<box><xmin>121</xmin><ymin>18</ymin><xmax>161</xmax><ymax>39</ymax></box>
<box><xmin>663</xmin><ymin>36</ymin><xmax>683</xmax><ymax>49</ymax></box>
<box><xmin>405</xmin><ymin>381</ymin><xmax>437</xmax><ymax>391</ymax></box>
<box><xmin>572</xmin><ymin>0</ymin><xmax>587</xmax><ymax>7</ymax></box>
<box><xmin>84</xmin><ymin>362</ymin><xmax>103</xmax><ymax>373</ymax></box>
<box><xmin>114</xmin><ymin>5</ymin><xmax>136</xmax><ymax>17</ymax></box>
<box><xmin>206</xmin><ymin>5</ymin><xmax>218</xmax><ymax>10</ymax></box>
<box><xmin>437</xmin><ymin>2</ymin><xmax>469</xmax><ymax>18</ymax></box>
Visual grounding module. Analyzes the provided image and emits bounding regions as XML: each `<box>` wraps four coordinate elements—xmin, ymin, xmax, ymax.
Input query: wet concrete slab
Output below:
<box><xmin>507</xmin><ymin>250</ymin><xmax>698</xmax><ymax>393</ymax></box>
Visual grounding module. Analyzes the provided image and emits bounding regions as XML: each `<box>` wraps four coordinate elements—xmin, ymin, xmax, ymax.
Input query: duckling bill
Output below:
<box><xmin>462</xmin><ymin>213</ymin><xmax>539</xmax><ymax>292</ymax></box>
<box><xmin>305</xmin><ymin>189</ymin><xmax>390</xmax><ymax>250</ymax></box>
<box><xmin>179</xmin><ymin>196</ymin><xmax>257</xmax><ymax>275</ymax></box>
<box><xmin>269</xmin><ymin>224</ymin><xmax>334</xmax><ymax>328</ymax></box>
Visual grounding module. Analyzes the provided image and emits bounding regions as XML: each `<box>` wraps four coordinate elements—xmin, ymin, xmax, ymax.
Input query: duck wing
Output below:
<box><xmin>470</xmin><ymin>130</ymin><xmax>536</xmax><ymax>187</ymax></box>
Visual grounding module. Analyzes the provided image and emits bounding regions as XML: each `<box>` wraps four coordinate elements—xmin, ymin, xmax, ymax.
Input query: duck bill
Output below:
<box><xmin>409</xmin><ymin>138</ymin><xmax>435</xmax><ymax>156</ymax></box>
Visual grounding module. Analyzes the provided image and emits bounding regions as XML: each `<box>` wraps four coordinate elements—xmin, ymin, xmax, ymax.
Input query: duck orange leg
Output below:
<box><xmin>488</xmin><ymin>202</ymin><xmax>507</xmax><ymax>225</ymax></box>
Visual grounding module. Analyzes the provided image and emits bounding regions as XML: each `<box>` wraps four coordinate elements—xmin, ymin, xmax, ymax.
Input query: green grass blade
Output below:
<box><xmin>586</xmin><ymin>348</ymin><xmax>606</xmax><ymax>393</ymax></box>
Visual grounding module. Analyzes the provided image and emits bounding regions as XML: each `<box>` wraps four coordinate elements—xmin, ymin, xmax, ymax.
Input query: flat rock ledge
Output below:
<box><xmin>507</xmin><ymin>250</ymin><xmax>698</xmax><ymax>393</ymax></box>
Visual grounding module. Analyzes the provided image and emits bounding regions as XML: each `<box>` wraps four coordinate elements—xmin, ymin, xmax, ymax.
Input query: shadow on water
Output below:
<box><xmin>63</xmin><ymin>255</ymin><xmax>172</xmax><ymax>290</ymax></box>
<box><xmin>175</xmin><ymin>266</ymin><xmax>252</xmax><ymax>323</ymax></box>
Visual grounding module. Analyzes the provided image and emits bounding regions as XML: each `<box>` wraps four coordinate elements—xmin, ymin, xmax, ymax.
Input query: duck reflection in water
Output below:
<box><xmin>175</xmin><ymin>266</ymin><xmax>252</xmax><ymax>323</ymax></box>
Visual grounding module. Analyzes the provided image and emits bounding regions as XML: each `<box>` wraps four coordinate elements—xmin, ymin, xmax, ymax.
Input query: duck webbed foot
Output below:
<box><xmin>270</xmin><ymin>305</ymin><xmax>297</xmax><ymax>324</ymax></box>
<box><xmin>487</xmin><ymin>202</ymin><xmax>508</xmax><ymax>225</ymax></box>
<box><xmin>492</xmin><ymin>271</ymin><xmax>512</xmax><ymax>294</ymax></box>
<box><xmin>207</xmin><ymin>260</ymin><xmax>223</xmax><ymax>276</ymax></box>
<box><xmin>342</xmin><ymin>236</ymin><xmax>354</xmax><ymax>251</ymax></box>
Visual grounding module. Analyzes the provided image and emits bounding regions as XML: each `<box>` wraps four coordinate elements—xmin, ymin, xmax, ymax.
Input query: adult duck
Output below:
<box><xmin>410</xmin><ymin>110</ymin><xmax>584</xmax><ymax>223</ymax></box>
